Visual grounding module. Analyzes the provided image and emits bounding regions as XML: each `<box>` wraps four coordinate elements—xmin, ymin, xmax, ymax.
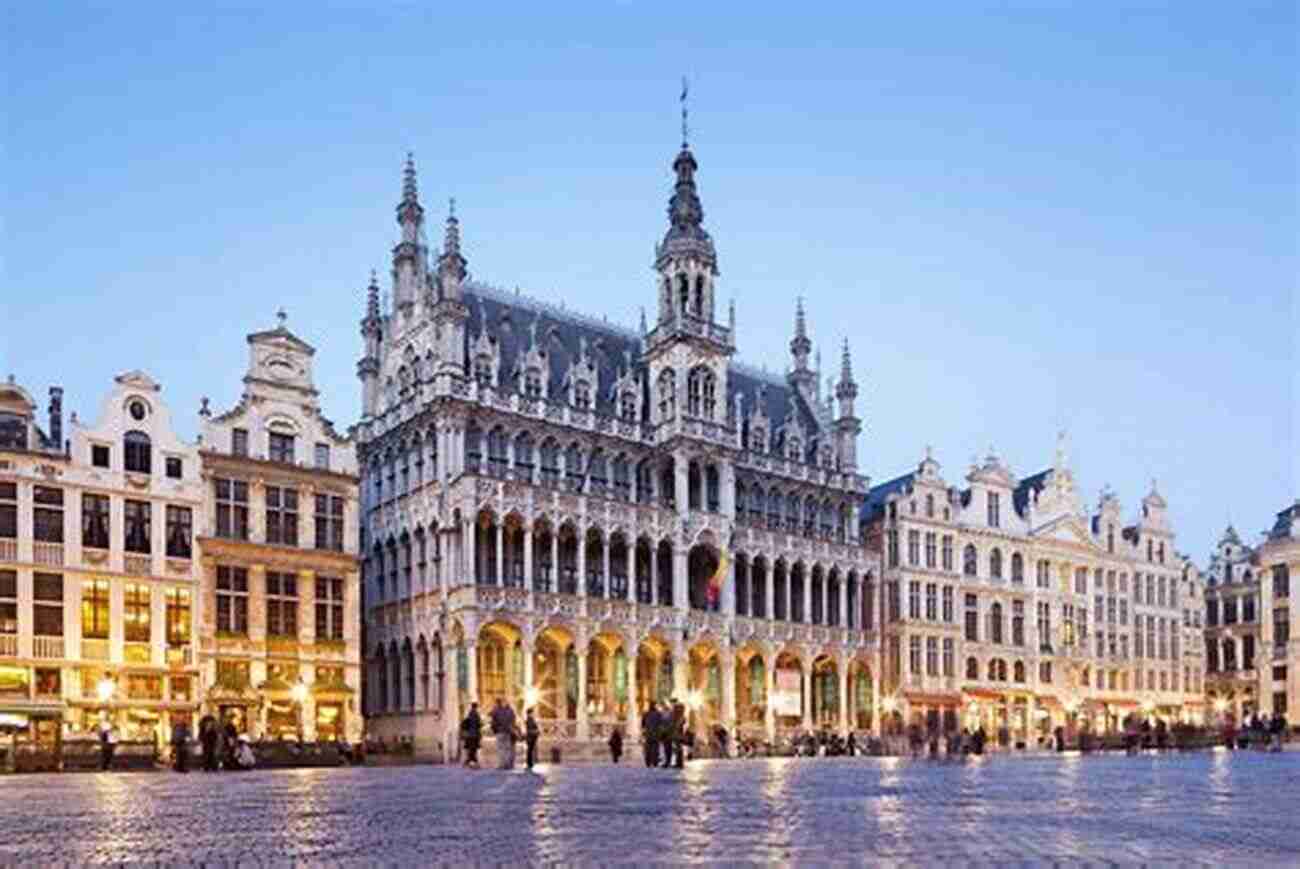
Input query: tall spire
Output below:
<box><xmin>835</xmin><ymin>338</ymin><xmax>858</xmax><ymax>400</ymax></box>
<box><xmin>436</xmin><ymin>197</ymin><xmax>467</xmax><ymax>297</ymax></box>
<box><xmin>365</xmin><ymin>270</ymin><xmax>380</xmax><ymax>321</ymax></box>
<box><xmin>402</xmin><ymin>151</ymin><xmax>418</xmax><ymax>203</ymax></box>
<box><xmin>655</xmin><ymin>81</ymin><xmax>717</xmax><ymax>274</ymax></box>
<box><xmin>790</xmin><ymin>297</ymin><xmax>811</xmax><ymax>367</ymax></box>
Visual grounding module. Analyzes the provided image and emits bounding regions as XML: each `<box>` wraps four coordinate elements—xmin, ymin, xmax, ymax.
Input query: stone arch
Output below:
<box><xmin>532</xmin><ymin>623</ymin><xmax>577</xmax><ymax>722</ymax></box>
<box><xmin>688</xmin><ymin>542</ymin><xmax>721</xmax><ymax>611</ymax></box>
<box><xmin>811</xmin><ymin>653</ymin><xmax>839</xmax><ymax>728</ymax></box>
<box><xmin>635</xmin><ymin>631</ymin><xmax>675</xmax><ymax>711</ymax></box>
<box><xmin>557</xmin><ymin>520</ymin><xmax>579</xmax><ymax>594</ymax></box>
<box><xmin>656</xmin><ymin>538</ymin><xmax>674</xmax><ymax>606</ymax></box>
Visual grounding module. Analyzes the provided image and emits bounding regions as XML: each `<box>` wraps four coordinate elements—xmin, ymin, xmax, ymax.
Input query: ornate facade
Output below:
<box><xmin>1203</xmin><ymin>502</ymin><xmax>1299</xmax><ymax>723</ymax></box>
<box><xmin>861</xmin><ymin>439</ymin><xmax>1206</xmax><ymax>743</ymax></box>
<box><xmin>197</xmin><ymin>316</ymin><xmax>363</xmax><ymax>742</ymax></box>
<box><xmin>0</xmin><ymin>372</ymin><xmax>203</xmax><ymax>758</ymax></box>
<box><xmin>358</xmin><ymin>146</ymin><xmax>879</xmax><ymax>758</ymax></box>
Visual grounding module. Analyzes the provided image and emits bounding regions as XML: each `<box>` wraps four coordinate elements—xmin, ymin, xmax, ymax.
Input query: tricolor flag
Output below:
<box><xmin>706</xmin><ymin>549</ymin><xmax>728</xmax><ymax>609</ymax></box>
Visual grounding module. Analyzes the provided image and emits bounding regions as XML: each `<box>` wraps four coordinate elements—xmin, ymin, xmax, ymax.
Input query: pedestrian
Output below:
<box><xmin>524</xmin><ymin>708</ymin><xmax>540</xmax><ymax>771</ymax></box>
<box><xmin>98</xmin><ymin>718</ymin><xmax>116</xmax><ymax>771</ymax></box>
<box><xmin>1155</xmin><ymin>718</ymin><xmax>1169</xmax><ymax>751</ymax></box>
<box><xmin>490</xmin><ymin>699</ymin><xmax>517</xmax><ymax>770</ymax></box>
<box><xmin>671</xmin><ymin>699</ymin><xmax>687</xmax><ymax>769</ymax></box>
<box><xmin>199</xmin><ymin>714</ymin><xmax>219</xmax><ymax>771</ymax></box>
<box><xmin>608</xmin><ymin>726</ymin><xmax>623</xmax><ymax>764</ymax></box>
<box><xmin>973</xmin><ymin>726</ymin><xmax>987</xmax><ymax>756</ymax></box>
<box><xmin>1270</xmin><ymin>712</ymin><xmax>1286</xmax><ymax>753</ymax></box>
<box><xmin>641</xmin><ymin>703</ymin><xmax>661</xmax><ymax>767</ymax></box>
<box><xmin>907</xmin><ymin>723</ymin><xmax>923</xmax><ymax>758</ymax></box>
<box><xmin>461</xmin><ymin>702</ymin><xmax>483</xmax><ymax>768</ymax></box>
<box><xmin>846</xmin><ymin>732</ymin><xmax>857</xmax><ymax>757</ymax></box>
<box><xmin>223</xmin><ymin>718</ymin><xmax>239</xmax><ymax>770</ymax></box>
<box><xmin>171</xmin><ymin>716</ymin><xmax>190</xmax><ymax>773</ymax></box>
<box><xmin>659</xmin><ymin>701</ymin><xmax>675</xmax><ymax>768</ymax></box>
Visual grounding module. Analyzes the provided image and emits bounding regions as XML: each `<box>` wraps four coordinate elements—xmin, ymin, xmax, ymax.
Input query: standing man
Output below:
<box><xmin>199</xmin><ymin>714</ymin><xmax>219</xmax><ymax>772</ymax></box>
<box><xmin>98</xmin><ymin>717</ymin><xmax>116</xmax><ymax>771</ymax></box>
<box><xmin>490</xmin><ymin>699</ymin><xmax>518</xmax><ymax>770</ymax></box>
<box><xmin>524</xmin><ymin>708</ymin><xmax>540</xmax><ymax>771</ymax></box>
<box><xmin>171</xmin><ymin>715</ymin><xmax>190</xmax><ymax>773</ymax></box>
<box><xmin>461</xmin><ymin>701</ymin><xmax>483</xmax><ymax>768</ymax></box>
<box><xmin>641</xmin><ymin>703</ymin><xmax>661</xmax><ymax>767</ymax></box>
<box><xmin>671</xmin><ymin>699</ymin><xmax>687</xmax><ymax>769</ymax></box>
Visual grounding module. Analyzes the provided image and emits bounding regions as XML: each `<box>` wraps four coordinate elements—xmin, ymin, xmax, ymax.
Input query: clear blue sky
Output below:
<box><xmin>3</xmin><ymin>2</ymin><xmax>1295</xmax><ymax>563</ymax></box>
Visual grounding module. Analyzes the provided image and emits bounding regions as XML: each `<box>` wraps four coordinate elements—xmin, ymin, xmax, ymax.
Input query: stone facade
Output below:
<box><xmin>1203</xmin><ymin>502</ymin><xmax>1300</xmax><ymax>724</ymax></box>
<box><xmin>357</xmin><ymin>149</ymin><xmax>880</xmax><ymax>758</ymax></box>
<box><xmin>0</xmin><ymin>372</ymin><xmax>204</xmax><ymax>753</ymax></box>
<box><xmin>861</xmin><ymin>439</ymin><xmax>1206</xmax><ymax>743</ymax></box>
<box><xmin>196</xmin><ymin>316</ymin><xmax>363</xmax><ymax>742</ymax></box>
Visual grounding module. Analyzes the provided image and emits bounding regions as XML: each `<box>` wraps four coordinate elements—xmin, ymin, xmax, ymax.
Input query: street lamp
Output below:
<box><xmin>96</xmin><ymin>677</ymin><xmax>115</xmax><ymax>703</ymax></box>
<box><xmin>524</xmin><ymin>685</ymin><xmax>540</xmax><ymax>711</ymax></box>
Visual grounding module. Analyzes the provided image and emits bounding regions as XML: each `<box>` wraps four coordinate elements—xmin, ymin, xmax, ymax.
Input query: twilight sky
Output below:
<box><xmin>3</xmin><ymin>2</ymin><xmax>1295</xmax><ymax>563</ymax></box>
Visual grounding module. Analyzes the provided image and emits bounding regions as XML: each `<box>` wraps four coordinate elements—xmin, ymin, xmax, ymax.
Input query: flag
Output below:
<box><xmin>706</xmin><ymin>549</ymin><xmax>728</xmax><ymax>609</ymax></box>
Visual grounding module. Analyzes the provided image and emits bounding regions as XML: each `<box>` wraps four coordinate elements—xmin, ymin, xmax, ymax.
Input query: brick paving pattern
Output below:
<box><xmin>2</xmin><ymin>751</ymin><xmax>1297</xmax><ymax>865</ymax></box>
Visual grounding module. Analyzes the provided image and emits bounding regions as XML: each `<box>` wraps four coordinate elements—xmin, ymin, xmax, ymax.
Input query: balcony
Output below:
<box><xmin>124</xmin><ymin>642</ymin><xmax>151</xmax><ymax>664</ymax></box>
<box><xmin>33</xmin><ymin>636</ymin><xmax>64</xmax><ymax>659</ymax></box>
<box><xmin>0</xmin><ymin>634</ymin><xmax>16</xmax><ymax>656</ymax></box>
<box><xmin>82</xmin><ymin>638</ymin><xmax>109</xmax><ymax>661</ymax></box>
<box><xmin>0</xmin><ymin>539</ymin><xmax>15</xmax><ymax>560</ymax></box>
<box><xmin>124</xmin><ymin>554</ymin><xmax>152</xmax><ymax>576</ymax></box>
<box><xmin>166</xmin><ymin>645</ymin><xmax>193</xmax><ymax>667</ymax></box>
<box><xmin>33</xmin><ymin>542</ymin><xmax>63</xmax><ymax>567</ymax></box>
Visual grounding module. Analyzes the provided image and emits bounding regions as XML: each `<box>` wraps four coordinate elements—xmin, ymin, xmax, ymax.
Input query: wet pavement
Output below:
<box><xmin>1</xmin><ymin>750</ymin><xmax>1297</xmax><ymax>865</ymax></box>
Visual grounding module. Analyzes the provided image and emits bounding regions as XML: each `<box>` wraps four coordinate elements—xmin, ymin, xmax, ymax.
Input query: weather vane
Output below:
<box><xmin>680</xmin><ymin>75</ymin><xmax>689</xmax><ymax>147</ymax></box>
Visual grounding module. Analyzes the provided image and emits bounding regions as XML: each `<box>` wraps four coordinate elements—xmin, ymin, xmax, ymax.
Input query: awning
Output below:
<box><xmin>902</xmin><ymin>691</ymin><xmax>962</xmax><ymax>706</ymax></box>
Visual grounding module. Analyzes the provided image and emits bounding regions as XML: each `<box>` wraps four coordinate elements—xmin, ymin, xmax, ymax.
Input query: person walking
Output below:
<box><xmin>671</xmin><ymin>699</ymin><xmax>686</xmax><ymax>769</ymax></box>
<box><xmin>608</xmin><ymin>726</ymin><xmax>623</xmax><ymax>764</ymax></box>
<box><xmin>658</xmin><ymin>702</ymin><xmax>674</xmax><ymax>768</ymax></box>
<box><xmin>641</xmin><ymin>703</ymin><xmax>661</xmax><ymax>767</ymax></box>
<box><xmin>98</xmin><ymin>718</ymin><xmax>116</xmax><ymax>771</ymax></box>
<box><xmin>846</xmin><ymin>732</ymin><xmax>857</xmax><ymax>757</ymax></box>
<box><xmin>222</xmin><ymin>718</ymin><xmax>239</xmax><ymax>770</ymax></box>
<box><xmin>199</xmin><ymin>714</ymin><xmax>219</xmax><ymax>772</ymax></box>
<box><xmin>490</xmin><ymin>699</ymin><xmax>518</xmax><ymax>770</ymax></box>
<box><xmin>1270</xmin><ymin>712</ymin><xmax>1287</xmax><ymax>753</ymax></box>
<box><xmin>524</xmin><ymin>708</ymin><xmax>540</xmax><ymax>771</ymax></box>
<box><xmin>171</xmin><ymin>716</ymin><xmax>190</xmax><ymax>773</ymax></box>
<box><xmin>461</xmin><ymin>702</ymin><xmax>483</xmax><ymax>768</ymax></box>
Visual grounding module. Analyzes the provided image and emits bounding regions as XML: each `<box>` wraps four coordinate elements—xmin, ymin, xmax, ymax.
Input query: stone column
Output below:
<box><xmin>720</xmin><ymin>462</ymin><xmax>735</xmax><ymax>519</ymax></box>
<box><xmin>577</xmin><ymin>527</ymin><xmax>587</xmax><ymax>598</ymax></box>
<box><xmin>625</xmin><ymin>543</ymin><xmax>635</xmax><ymax>603</ymax></box>
<box><xmin>837</xmin><ymin>657</ymin><xmax>849</xmax><ymax>736</ymax></box>
<box><xmin>650</xmin><ymin>545</ymin><xmax>659</xmax><ymax>606</ymax></box>
<box><xmin>465</xmin><ymin>519</ymin><xmax>477</xmax><ymax>587</ymax></box>
<box><xmin>764</xmin><ymin>656</ymin><xmax>777</xmax><ymax>742</ymax></box>
<box><xmin>674</xmin><ymin>546</ymin><xmax>688</xmax><ymax>612</ymax></box>
<box><xmin>522</xmin><ymin>637</ymin><xmax>535</xmax><ymax>712</ymax></box>
<box><xmin>576</xmin><ymin>641</ymin><xmax>590</xmax><ymax>740</ymax></box>
<box><xmin>765</xmin><ymin>563</ymin><xmax>775</xmax><ymax>622</ymax></box>
<box><xmin>494</xmin><ymin>523</ymin><xmax>504</xmax><ymax>586</ymax></box>
<box><xmin>672</xmin><ymin>640</ymin><xmax>688</xmax><ymax>699</ymax></box>
<box><xmin>721</xmin><ymin>650</ymin><xmax>737</xmax><ymax>747</ymax></box>
<box><xmin>465</xmin><ymin>640</ymin><xmax>478</xmax><ymax>704</ymax></box>
<box><xmin>838</xmin><ymin>574</ymin><xmax>848</xmax><ymax>629</ymax></box>
<box><xmin>802</xmin><ymin>573</ymin><xmax>812</xmax><ymax>625</ymax></box>
<box><xmin>872</xmin><ymin>673</ymin><xmax>882</xmax><ymax>738</ymax></box>
<box><xmin>523</xmin><ymin>526</ymin><xmax>534</xmax><ymax>591</ymax></box>
<box><xmin>674</xmin><ymin>453</ymin><xmax>689</xmax><ymax>520</ymax></box>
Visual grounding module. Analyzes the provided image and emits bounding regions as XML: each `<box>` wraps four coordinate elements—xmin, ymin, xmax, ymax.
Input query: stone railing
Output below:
<box><xmin>33</xmin><ymin>636</ymin><xmax>64</xmax><ymax>659</ymax></box>
<box><xmin>0</xmin><ymin>539</ymin><xmax>15</xmax><ymax>560</ymax></box>
<box><xmin>0</xmin><ymin>634</ymin><xmax>16</xmax><ymax>656</ymax></box>
<box><xmin>33</xmin><ymin>542</ymin><xmax>63</xmax><ymax>567</ymax></box>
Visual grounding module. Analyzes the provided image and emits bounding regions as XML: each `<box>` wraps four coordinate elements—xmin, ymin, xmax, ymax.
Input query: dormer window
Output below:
<box><xmin>987</xmin><ymin>492</ymin><xmax>1000</xmax><ymax>528</ymax></box>
<box><xmin>787</xmin><ymin>437</ymin><xmax>801</xmax><ymax>462</ymax></box>
<box><xmin>474</xmin><ymin>357</ymin><xmax>492</xmax><ymax>388</ymax></box>
<box><xmin>749</xmin><ymin>427</ymin><xmax>765</xmax><ymax>452</ymax></box>
<box><xmin>573</xmin><ymin>381</ymin><xmax>591</xmax><ymax>410</ymax></box>
<box><xmin>269</xmin><ymin>432</ymin><xmax>295</xmax><ymax>464</ymax></box>
<box><xmin>619</xmin><ymin>391</ymin><xmax>636</xmax><ymax>422</ymax></box>
<box><xmin>524</xmin><ymin>370</ymin><xmax>542</xmax><ymax>398</ymax></box>
<box><xmin>124</xmin><ymin>431</ymin><xmax>152</xmax><ymax>474</ymax></box>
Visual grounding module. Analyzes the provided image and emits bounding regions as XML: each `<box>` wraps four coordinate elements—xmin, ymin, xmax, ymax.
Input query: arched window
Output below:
<box><xmin>963</xmin><ymin>544</ymin><xmax>977</xmax><ymax>577</ymax></box>
<box><xmin>564</xmin><ymin>443</ymin><xmax>584</xmax><ymax>490</ymax></box>
<box><xmin>539</xmin><ymin>438</ymin><xmax>560</xmax><ymax>486</ymax></box>
<box><xmin>1011</xmin><ymin>552</ymin><xmax>1024</xmax><ymax>584</ymax></box>
<box><xmin>487</xmin><ymin>427</ymin><xmax>508</xmax><ymax>476</ymax></box>
<box><xmin>514</xmin><ymin>432</ymin><xmax>534</xmax><ymax>479</ymax></box>
<box><xmin>612</xmin><ymin>454</ymin><xmax>631</xmax><ymax>500</ymax></box>
<box><xmin>1013</xmin><ymin>661</ymin><xmax>1025</xmax><ymax>683</ymax></box>
<box><xmin>588</xmin><ymin>449</ymin><xmax>609</xmax><ymax>492</ymax></box>
<box><xmin>657</xmin><ymin>369</ymin><xmax>676</xmax><ymax>420</ymax></box>
<box><xmin>925</xmin><ymin>493</ymin><xmax>934</xmax><ymax>518</ymax></box>
<box><xmin>693</xmin><ymin>274</ymin><xmax>705</xmax><ymax>316</ymax></box>
<box><xmin>990</xmin><ymin>548</ymin><xmax>1003</xmax><ymax>580</ymax></box>
<box><xmin>966</xmin><ymin>657</ymin><xmax>979</xmax><ymax>680</ymax></box>
<box><xmin>124</xmin><ymin>430</ymin><xmax>152</xmax><ymax>474</ymax></box>
<box><xmin>619</xmin><ymin>390</ymin><xmax>637</xmax><ymax>422</ymax></box>
<box><xmin>464</xmin><ymin>423</ymin><xmax>483</xmax><ymax>473</ymax></box>
<box><xmin>989</xmin><ymin>603</ymin><xmax>1004</xmax><ymax>644</ymax></box>
<box><xmin>677</xmin><ymin>274</ymin><xmax>689</xmax><ymax>314</ymax></box>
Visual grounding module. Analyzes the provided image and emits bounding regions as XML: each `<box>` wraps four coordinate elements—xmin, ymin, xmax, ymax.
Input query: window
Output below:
<box><xmin>124</xmin><ymin>583</ymin><xmax>151</xmax><ymax>643</ymax></box>
<box><xmin>990</xmin><ymin>549</ymin><xmax>1003</xmax><ymax>580</ymax></box>
<box><xmin>1276</xmin><ymin>608</ymin><xmax>1290</xmax><ymax>646</ymax></box>
<box><xmin>1012</xmin><ymin>600</ymin><xmax>1025</xmax><ymax>646</ymax></box>
<box><xmin>165</xmin><ymin>457</ymin><xmax>183</xmax><ymax>479</ymax></box>
<box><xmin>269</xmin><ymin>432</ymin><xmax>296</xmax><ymax>464</ymax></box>
<box><xmin>266</xmin><ymin>486</ymin><xmax>299</xmax><ymax>546</ymax></box>
<box><xmin>524</xmin><ymin>370</ymin><xmax>542</xmax><ymax>398</ymax></box>
<box><xmin>907</xmin><ymin>530</ymin><xmax>920</xmax><ymax>566</ymax></box>
<box><xmin>1037</xmin><ymin>602</ymin><xmax>1051</xmax><ymax>651</ymax></box>
<box><xmin>966</xmin><ymin>657</ymin><xmax>979</xmax><ymax>680</ymax></box>
<box><xmin>886</xmin><ymin>530</ymin><xmax>899</xmax><ymax>568</ymax></box>
<box><xmin>82</xmin><ymin>493</ymin><xmax>110</xmax><ymax>549</ymax></box>
<box><xmin>963</xmin><ymin>544</ymin><xmax>977</xmax><ymax>577</ymax></box>
<box><xmin>1274</xmin><ymin>565</ymin><xmax>1291</xmax><ymax>600</ymax></box>
<box><xmin>314</xmin><ymin>494</ymin><xmax>345</xmax><ymax>551</ymax></box>
<box><xmin>124</xmin><ymin>500</ymin><xmax>151</xmax><ymax>553</ymax></box>
<box><xmin>986</xmin><ymin>491</ymin><xmax>1000</xmax><ymax>527</ymax></box>
<box><xmin>925</xmin><ymin>494</ymin><xmax>935</xmax><ymax>518</ymax></box>
<box><xmin>925</xmin><ymin>637</ymin><xmax>938</xmax><ymax>676</ymax></box>
<box><xmin>924</xmin><ymin>533</ymin><xmax>936</xmax><ymax>568</ymax></box>
<box><xmin>0</xmin><ymin>482</ymin><xmax>15</xmax><ymax>539</ymax></box>
<box><xmin>123</xmin><ymin>431</ymin><xmax>152</xmax><ymax>474</ymax></box>
<box><xmin>231</xmin><ymin>428</ymin><xmax>249</xmax><ymax>457</ymax></box>
<box><xmin>964</xmin><ymin>594</ymin><xmax>978</xmax><ymax>642</ymax></box>
<box><xmin>0</xmin><ymin>570</ymin><xmax>15</xmax><ymax>635</ymax></box>
<box><xmin>92</xmin><ymin>445</ymin><xmax>110</xmax><ymax>468</ymax></box>
<box><xmin>989</xmin><ymin>602</ymin><xmax>1004</xmax><ymax>644</ymax></box>
<box><xmin>942</xmin><ymin>638</ymin><xmax>954</xmax><ymax>676</ymax></box>
<box><xmin>942</xmin><ymin>586</ymin><xmax>954</xmax><ymax>623</ymax></box>
<box><xmin>574</xmin><ymin>381</ymin><xmax>591</xmax><ymax>410</ymax></box>
<box><xmin>1039</xmin><ymin>661</ymin><xmax>1053</xmax><ymax>684</ymax></box>
<box><xmin>166</xmin><ymin>506</ymin><xmax>192</xmax><ymax>558</ymax></box>
<box><xmin>908</xmin><ymin>636</ymin><xmax>921</xmax><ymax>675</ymax></box>
<box><xmin>908</xmin><ymin>581</ymin><xmax>921</xmax><ymax>619</ymax></box>
<box><xmin>216</xmin><ymin>566</ymin><xmax>249</xmax><ymax>635</ymax></box>
<box><xmin>316</xmin><ymin>577</ymin><xmax>345</xmax><ymax>641</ymax></box>
<box><xmin>266</xmin><ymin>572</ymin><xmax>298</xmax><ymax>637</ymax></box>
<box><xmin>81</xmin><ymin>578</ymin><xmax>110</xmax><ymax>639</ymax></box>
<box><xmin>32</xmin><ymin>573</ymin><xmax>63</xmax><ymax>637</ymax></box>
<box><xmin>925</xmin><ymin>583</ymin><xmax>937</xmax><ymax>621</ymax></box>
<box><xmin>166</xmin><ymin>588</ymin><xmax>191</xmax><ymax>646</ymax></box>
<box><xmin>33</xmin><ymin>486</ymin><xmax>63</xmax><ymax>543</ymax></box>
<box><xmin>215</xmin><ymin>479</ymin><xmax>249</xmax><ymax>539</ymax></box>
<box><xmin>1011</xmin><ymin>553</ymin><xmax>1024</xmax><ymax>584</ymax></box>
<box><xmin>942</xmin><ymin>536</ymin><xmax>953</xmax><ymax>571</ymax></box>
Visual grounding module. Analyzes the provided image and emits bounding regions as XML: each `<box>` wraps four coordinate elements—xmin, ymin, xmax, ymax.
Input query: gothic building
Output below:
<box><xmin>861</xmin><ymin>439</ymin><xmax>1206</xmax><ymax>740</ymax></box>
<box><xmin>357</xmin><ymin>144</ymin><xmax>879</xmax><ymax>758</ymax></box>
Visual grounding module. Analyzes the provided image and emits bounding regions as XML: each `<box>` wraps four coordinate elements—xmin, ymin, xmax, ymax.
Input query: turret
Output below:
<box><xmin>358</xmin><ymin>271</ymin><xmax>383</xmax><ymax>417</ymax></box>
<box><xmin>430</xmin><ymin>199</ymin><xmax>470</xmax><ymax>377</ymax></box>
<box><xmin>832</xmin><ymin>339</ymin><xmax>860</xmax><ymax>471</ymax></box>
<box><xmin>787</xmin><ymin>297</ymin><xmax>816</xmax><ymax>401</ymax></box>
<box><xmin>392</xmin><ymin>153</ymin><xmax>427</xmax><ymax>317</ymax></box>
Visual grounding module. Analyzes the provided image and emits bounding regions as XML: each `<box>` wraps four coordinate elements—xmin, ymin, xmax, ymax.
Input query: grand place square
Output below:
<box><xmin>2</xmin><ymin>3</ymin><xmax>1295</xmax><ymax>865</ymax></box>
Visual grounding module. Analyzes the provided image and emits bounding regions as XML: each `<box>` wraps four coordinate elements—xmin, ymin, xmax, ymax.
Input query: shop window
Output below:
<box><xmin>169</xmin><ymin>674</ymin><xmax>192</xmax><ymax>702</ymax></box>
<box><xmin>126</xmin><ymin>674</ymin><xmax>162</xmax><ymax>700</ymax></box>
<box><xmin>0</xmin><ymin>666</ymin><xmax>30</xmax><ymax>699</ymax></box>
<box><xmin>34</xmin><ymin>668</ymin><xmax>60</xmax><ymax>697</ymax></box>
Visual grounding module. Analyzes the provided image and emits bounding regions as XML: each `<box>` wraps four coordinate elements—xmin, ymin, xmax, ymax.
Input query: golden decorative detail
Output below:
<box><xmin>83</xmin><ymin>548</ymin><xmax>109</xmax><ymax>565</ymax></box>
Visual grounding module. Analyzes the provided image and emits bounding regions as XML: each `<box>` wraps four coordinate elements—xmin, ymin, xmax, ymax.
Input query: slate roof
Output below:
<box><xmin>1268</xmin><ymin>502</ymin><xmax>1299</xmax><ymax>540</ymax></box>
<box><xmin>462</xmin><ymin>282</ymin><xmax>823</xmax><ymax>450</ymax></box>
<box><xmin>859</xmin><ymin>471</ymin><xmax>915</xmax><ymax>524</ymax></box>
<box><xmin>1013</xmin><ymin>469</ymin><xmax>1051</xmax><ymax>518</ymax></box>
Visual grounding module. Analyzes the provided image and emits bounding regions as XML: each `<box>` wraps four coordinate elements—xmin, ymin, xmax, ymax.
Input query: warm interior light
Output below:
<box><xmin>291</xmin><ymin>682</ymin><xmax>308</xmax><ymax>704</ymax></box>
<box><xmin>96</xmin><ymin>678</ymin><xmax>115</xmax><ymax>703</ymax></box>
<box><xmin>524</xmin><ymin>686</ymin><xmax>540</xmax><ymax>708</ymax></box>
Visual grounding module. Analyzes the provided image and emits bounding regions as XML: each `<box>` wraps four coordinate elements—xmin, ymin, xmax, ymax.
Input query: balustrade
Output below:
<box><xmin>32</xmin><ymin>636</ymin><xmax>62</xmax><ymax>659</ymax></box>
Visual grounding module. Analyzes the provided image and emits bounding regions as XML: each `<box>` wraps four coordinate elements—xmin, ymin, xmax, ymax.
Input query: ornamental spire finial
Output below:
<box><xmin>680</xmin><ymin>76</ymin><xmax>689</xmax><ymax>148</ymax></box>
<box><xmin>365</xmin><ymin>270</ymin><xmax>380</xmax><ymax>320</ymax></box>
<box><xmin>402</xmin><ymin>151</ymin><xmax>418</xmax><ymax>203</ymax></box>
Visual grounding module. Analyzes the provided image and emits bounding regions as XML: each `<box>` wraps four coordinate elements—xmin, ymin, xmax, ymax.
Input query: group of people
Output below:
<box><xmin>638</xmin><ymin>699</ymin><xmax>690</xmax><ymax>768</ymax></box>
<box><xmin>1221</xmin><ymin>712</ymin><xmax>1290</xmax><ymax>752</ymax></box>
<box><xmin>169</xmin><ymin>715</ymin><xmax>255</xmax><ymax>773</ymax></box>
<box><xmin>460</xmin><ymin>699</ymin><xmax>545</xmax><ymax>772</ymax></box>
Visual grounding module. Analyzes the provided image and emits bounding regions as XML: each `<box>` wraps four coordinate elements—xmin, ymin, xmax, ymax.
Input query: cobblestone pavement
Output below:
<box><xmin>2</xmin><ymin>750</ymin><xmax>1298</xmax><ymax>865</ymax></box>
